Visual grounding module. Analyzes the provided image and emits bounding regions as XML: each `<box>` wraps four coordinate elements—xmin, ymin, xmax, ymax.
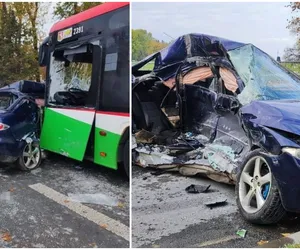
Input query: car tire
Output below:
<box><xmin>235</xmin><ymin>149</ymin><xmax>286</xmax><ymax>224</ymax></box>
<box><xmin>123</xmin><ymin>139</ymin><xmax>129</xmax><ymax>178</ymax></box>
<box><xmin>17</xmin><ymin>141</ymin><xmax>42</xmax><ymax>171</ymax></box>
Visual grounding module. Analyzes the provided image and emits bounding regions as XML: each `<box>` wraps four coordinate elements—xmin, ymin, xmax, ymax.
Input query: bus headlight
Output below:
<box><xmin>282</xmin><ymin>147</ymin><xmax>300</xmax><ymax>159</ymax></box>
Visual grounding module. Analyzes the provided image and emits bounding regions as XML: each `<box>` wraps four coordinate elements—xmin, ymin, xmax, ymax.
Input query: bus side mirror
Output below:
<box><xmin>38</xmin><ymin>37</ymin><xmax>49</xmax><ymax>67</ymax></box>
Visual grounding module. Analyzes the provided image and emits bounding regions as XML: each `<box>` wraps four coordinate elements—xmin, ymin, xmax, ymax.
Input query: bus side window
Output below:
<box><xmin>101</xmin><ymin>49</ymin><xmax>129</xmax><ymax>112</ymax></box>
<box><xmin>101</xmin><ymin>13</ymin><xmax>129</xmax><ymax>113</ymax></box>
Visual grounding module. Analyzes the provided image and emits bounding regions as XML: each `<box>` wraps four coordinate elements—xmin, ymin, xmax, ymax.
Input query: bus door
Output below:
<box><xmin>40</xmin><ymin>41</ymin><xmax>102</xmax><ymax>161</ymax></box>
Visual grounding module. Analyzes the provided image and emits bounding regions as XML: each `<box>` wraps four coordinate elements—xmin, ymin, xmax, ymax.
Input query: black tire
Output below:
<box><xmin>17</xmin><ymin>142</ymin><xmax>42</xmax><ymax>171</ymax></box>
<box><xmin>235</xmin><ymin>149</ymin><xmax>286</xmax><ymax>224</ymax></box>
<box><xmin>123</xmin><ymin>139</ymin><xmax>129</xmax><ymax>178</ymax></box>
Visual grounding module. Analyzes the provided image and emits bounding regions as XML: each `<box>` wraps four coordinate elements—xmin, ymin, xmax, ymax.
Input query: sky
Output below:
<box><xmin>131</xmin><ymin>2</ymin><xmax>297</xmax><ymax>58</ymax></box>
<box><xmin>43</xmin><ymin>3</ymin><xmax>57</xmax><ymax>34</ymax></box>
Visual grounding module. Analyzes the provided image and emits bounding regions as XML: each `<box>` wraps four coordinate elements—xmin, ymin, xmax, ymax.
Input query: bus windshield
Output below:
<box><xmin>48</xmin><ymin>46</ymin><xmax>93</xmax><ymax>107</ymax></box>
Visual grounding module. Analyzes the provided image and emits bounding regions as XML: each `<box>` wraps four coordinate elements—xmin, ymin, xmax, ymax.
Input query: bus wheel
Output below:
<box><xmin>17</xmin><ymin>141</ymin><xmax>42</xmax><ymax>171</ymax></box>
<box><xmin>123</xmin><ymin>139</ymin><xmax>129</xmax><ymax>177</ymax></box>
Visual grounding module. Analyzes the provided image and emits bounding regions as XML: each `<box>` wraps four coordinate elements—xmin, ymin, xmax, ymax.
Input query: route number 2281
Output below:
<box><xmin>73</xmin><ymin>26</ymin><xmax>83</xmax><ymax>35</ymax></box>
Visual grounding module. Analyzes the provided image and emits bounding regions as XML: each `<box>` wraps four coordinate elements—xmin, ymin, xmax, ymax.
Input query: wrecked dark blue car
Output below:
<box><xmin>0</xmin><ymin>80</ymin><xmax>44</xmax><ymax>171</ymax></box>
<box><xmin>132</xmin><ymin>33</ymin><xmax>300</xmax><ymax>225</ymax></box>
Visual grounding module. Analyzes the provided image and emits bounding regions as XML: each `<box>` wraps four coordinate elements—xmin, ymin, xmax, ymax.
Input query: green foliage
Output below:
<box><xmin>140</xmin><ymin>61</ymin><xmax>155</xmax><ymax>71</ymax></box>
<box><xmin>132</xmin><ymin>29</ymin><xmax>169</xmax><ymax>61</ymax></box>
<box><xmin>0</xmin><ymin>2</ymin><xmax>46</xmax><ymax>85</ymax></box>
<box><xmin>54</xmin><ymin>2</ymin><xmax>102</xmax><ymax>19</ymax></box>
<box><xmin>284</xmin><ymin>244</ymin><xmax>300</xmax><ymax>248</ymax></box>
<box><xmin>282</xmin><ymin>62</ymin><xmax>300</xmax><ymax>75</ymax></box>
<box><xmin>284</xmin><ymin>3</ymin><xmax>300</xmax><ymax>61</ymax></box>
<box><xmin>0</xmin><ymin>2</ymin><xmax>100</xmax><ymax>86</ymax></box>
<box><xmin>0</xmin><ymin>4</ymin><xmax>22</xmax><ymax>84</ymax></box>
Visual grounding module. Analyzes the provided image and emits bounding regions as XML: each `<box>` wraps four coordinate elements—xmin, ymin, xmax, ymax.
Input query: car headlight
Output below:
<box><xmin>282</xmin><ymin>147</ymin><xmax>300</xmax><ymax>159</ymax></box>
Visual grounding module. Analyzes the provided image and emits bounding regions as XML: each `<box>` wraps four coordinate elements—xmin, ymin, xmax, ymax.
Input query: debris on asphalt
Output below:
<box><xmin>281</xmin><ymin>233</ymin><xmax>291</xmax><ymax>237</ymax></box>
<box><xmin>142</xmin><ymin>176</ymin><xmax>148</xmax><ymax>180</ymax></box>
<box><xmin>135</xmin><ymin>129</ymin><xmax>156</xmax><ymax>144</ymax></box>
<box><xmin>67</xmin><ymin>193</ymin><xmax>119</xmax><ymax>206</ymax></box>
<box><xmin>73</xmin><ymin>165</ymin><xmax>83</xmax><ymax>171</ymax></box>
<box><xmin>151</xmin><ymin>170</ymin><xmax>168</xmax><ymax>176</ymax></box>
<box><xmin>236</xmin><ymin>229</ymin><xmax>247</xmax><ymax>238</ymax></box>
<box><xmin>185</xmin><ymin>184</ymin><xmax>211</xmax><ymax>193</ymax></box>
<box><xmin>31</xmin><ymin>168</ymin><xmax>43</xmax><ymax>175</ymax></box>
<box><xmin>117</xmin><ymin>202</ymin><xmax>125</xmax><ymax>208</ymax></box>
<box><xmin>152</xmin><ymin>244</ymin><xmax>160</xmax><ymax>248</ymax></box>
<box><xmin>205</xmin><ymin>199</ymin><xmax>227</xmax><ymax>209</ymax></box>
<box><xmin>99</xmin><ymin>224</ymin><xmax>108</xmax><ymax>229</ymax></box>
<box><xmin>0</xmin><ymin>192</ymin><xmax>11</xmax><ymax>202</ymax></box>
<box><xmin>89</xmin><ymin>242</ymin><xmax>98</xmax><ymax>248</ymax></box>
<box><xmin>1</xmin><ymin>232</ymin><xmax>12</xmax><ymax>242</ymax></box>
<box><xmin>257</xmin><ymin>240</ymin><xmax>269</xmax><ymax>245</ymax></box>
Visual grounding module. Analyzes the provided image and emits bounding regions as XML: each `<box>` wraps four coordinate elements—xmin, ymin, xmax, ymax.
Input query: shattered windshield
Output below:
<box><xmin>228</xmin><ymin>44</ymin><xmax>300</xmax><ymax>105</ymax></box>
<box><xmin>48</xmin><ymin>51</ymin><xmax>92</xmax><ymax>105</ymax></box>
<box><xmin>0</xmin><ymin>93</ymin><xmax>16</xmax><ymax>110</ymax></box>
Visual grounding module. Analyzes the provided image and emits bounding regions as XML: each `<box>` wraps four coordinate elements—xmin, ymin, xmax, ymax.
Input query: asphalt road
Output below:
<box><xmin>132</xmin><ymin>165</ymin><xmax>300</xmax><ymax>248</ymax></box>
<box><xmin>0</xmin><ymin>155</ymin><xmax>129</xmax><ymax>248</ymax></box>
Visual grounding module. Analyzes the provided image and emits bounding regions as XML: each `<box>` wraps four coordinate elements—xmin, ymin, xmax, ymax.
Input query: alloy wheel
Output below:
<box><xmin>22</xmin><ymin>143</ymin><xmax>41</xmax><ymax>169</ymax></box>
<box><xmin>239</xmin><ymin>156</ymin><xmax>272</xmax><ymax>214</ymax></box>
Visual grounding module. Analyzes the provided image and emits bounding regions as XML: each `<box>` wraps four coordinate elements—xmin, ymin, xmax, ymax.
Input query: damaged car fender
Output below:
<box><xmin>240</xmin><ymin>101</ymin><xmax>300</xmax><ymax>153</ymax></box>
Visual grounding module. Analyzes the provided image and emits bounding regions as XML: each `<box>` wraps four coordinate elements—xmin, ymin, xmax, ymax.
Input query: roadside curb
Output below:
<box><xmin>259</xmin><ymin>231</ymin><xmax>300</xmax><ymax>248</ymax></box>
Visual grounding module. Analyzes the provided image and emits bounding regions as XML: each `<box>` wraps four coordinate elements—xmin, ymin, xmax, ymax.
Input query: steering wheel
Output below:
<box><xmin>68</xmin><ymin>87</ymin><xmax>85</xmax><ymax>92</ymax></box>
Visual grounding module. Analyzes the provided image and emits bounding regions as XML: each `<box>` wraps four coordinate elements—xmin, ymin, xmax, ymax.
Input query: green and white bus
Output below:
<box><xmin>38</xmin><ymin>2</ymin><xmax>130</xmax><ymax>175</ymax></box>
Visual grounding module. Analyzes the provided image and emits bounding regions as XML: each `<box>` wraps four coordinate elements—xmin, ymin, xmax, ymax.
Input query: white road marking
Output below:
<box><xmin>29</xmin><ymin>183</ymin><xmax>129</xmax><ymax>241</ymax></box>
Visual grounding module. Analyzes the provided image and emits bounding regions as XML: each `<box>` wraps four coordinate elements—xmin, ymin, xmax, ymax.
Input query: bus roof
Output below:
<box><xmin>50</xmin><ymin>2</ymin><xmax>129</xmax><ymax>33</ymax></box>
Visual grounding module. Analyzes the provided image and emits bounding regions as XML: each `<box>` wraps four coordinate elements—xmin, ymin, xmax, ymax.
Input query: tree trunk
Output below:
<box><xmin>27</xmin><ymin>3</ymin><xmax>40</xmax><ymax>82</ymax></box>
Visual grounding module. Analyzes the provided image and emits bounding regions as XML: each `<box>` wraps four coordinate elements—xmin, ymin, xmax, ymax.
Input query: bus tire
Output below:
<box><xmin>123</xmin><ymin>139</ymin><xmax>129</xmax><ymax>178</ymax></box>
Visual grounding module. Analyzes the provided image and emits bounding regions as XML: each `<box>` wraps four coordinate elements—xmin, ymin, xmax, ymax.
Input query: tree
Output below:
<box><xmin>287</xmin><ymin>2</ymin><xmax>300</xmax><ymax>39</ymax></box>
<box><xmin>0</xmin><ymin>2</ymin><xmax>48</xmax><ymax>84</ymax></box>
<box><xmin>0</xmin><ymin>2</ymin><xmax>101</xmax><ymax>85</ymax></box>
<box><xmin>0</xmin><ymin>3</ymin><xmax>24</xmax><ymax>84</ymax></box>
<box><xmin>147</xmin><ymin>39</ymin><xmax>168</xmax><ymax>55</ymax></box>
<box><xmin>284</xmin><ymin>3</ymin><xmax>300</xmax><ymax>62</ymax></box>
<box><xmin>54</xmin><ymin>2</ymin><xmax>102</xmax><ymax>19</ymax></box>
<box><xmin>132</xmin><ymin>29</ymin><xmax>169</xmax><ymax>61</ymax></box>
<box><xmin>132</xmin><ymin>29</ymin><xmax>153</xmax><ymax>61</ymax></box>
<box><xmin>283</xmin><ymin>42</ymin><xmax>300</xmax><ymax>61</ymax></box>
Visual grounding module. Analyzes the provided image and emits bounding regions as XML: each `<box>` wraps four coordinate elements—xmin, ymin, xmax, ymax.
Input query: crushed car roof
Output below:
<box><xmin>132</xmin><ymin>33</ymin><xmax>246</xmax><ymax>73</ymax></box>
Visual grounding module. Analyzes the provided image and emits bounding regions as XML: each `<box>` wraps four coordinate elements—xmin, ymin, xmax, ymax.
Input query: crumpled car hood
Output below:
<box><xmin>241</xmin><ymin>99</ymin><xmax>300</xmax><ymax>135</ymax></box>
